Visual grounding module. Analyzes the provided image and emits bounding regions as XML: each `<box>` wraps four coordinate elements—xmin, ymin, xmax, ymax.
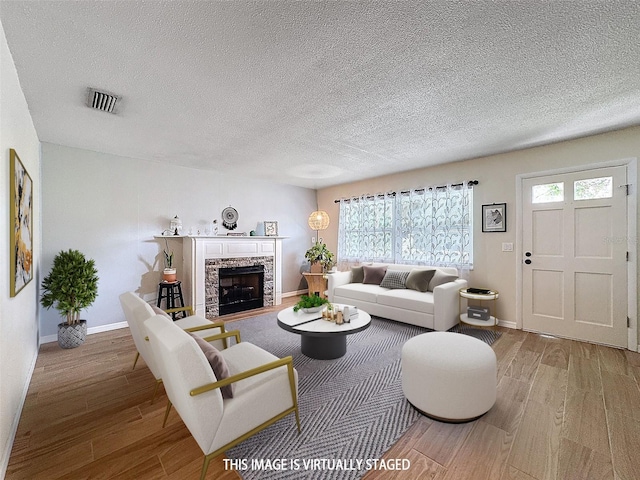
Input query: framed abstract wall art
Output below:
<box><xmin>10</xmin><ymin>149</ymin><xmax>33</xmax><ymax>296</ymax></box>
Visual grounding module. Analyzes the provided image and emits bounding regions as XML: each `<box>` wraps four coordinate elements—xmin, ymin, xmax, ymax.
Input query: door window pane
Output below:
<box><xmin>574</xmin><ymin>176</ymin><xmax>613</xmax><ymax>200</ymax></box>
<box><xmin>532</xmin><ymin>182</ymin><xmax>564</xmax><ymax>203</ymax></box>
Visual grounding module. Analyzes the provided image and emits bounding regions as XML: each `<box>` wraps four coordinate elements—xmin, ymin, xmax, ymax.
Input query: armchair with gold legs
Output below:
<box><xmin>145</xmin><ymin>315</ymin><xmax>301</xmax><ymax>480</ymax></box>
<box><xmin>119</xmin><ymin>291</ymin><xmax>227</xmax><ymax>403</ymax></box>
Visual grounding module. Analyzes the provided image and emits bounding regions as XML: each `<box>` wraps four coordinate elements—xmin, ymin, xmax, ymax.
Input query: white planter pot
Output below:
<box><xmin>163</xmin><ymin>268</ymin><xmax>177</xmax><ymax>282</ymax></box>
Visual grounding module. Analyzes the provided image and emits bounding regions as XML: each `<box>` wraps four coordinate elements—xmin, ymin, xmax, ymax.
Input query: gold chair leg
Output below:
<box><xmin>294</xmin><ymin>406</ymin><xmax>301</xmax><ymax>433</ymax></box>
<box><xmin>200</xmin><ymin>454</ymin><xmax>212</xmax><ymax>480</ymax></box>
<box><xmin>132</xmin><ymin>352</ymin><xmax>140</xmax><ymax>370</ymax></box>
<box><xmin>286</xmin><ymin>362</ymin><xmax>301</xmax><ymax>433</ymax></box>
<box><xmin>162</xmin><ymin>400</ymin><xmax>172</xmax><ymax>428</ymax></box>
<box><xmin>151</xmin><ymin>379</ymin><xmax>162</xmax><ymax>404</ymax></box>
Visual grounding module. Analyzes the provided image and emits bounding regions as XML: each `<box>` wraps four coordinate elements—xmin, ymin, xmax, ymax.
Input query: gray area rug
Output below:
<box><xmin>225</xmin><ymin>313</ymin><xmax>500</xmax><ymax>480</ymax></box>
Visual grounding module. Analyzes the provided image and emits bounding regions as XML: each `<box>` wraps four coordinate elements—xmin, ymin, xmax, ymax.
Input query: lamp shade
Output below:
<box><xmin>308</xmin><ymin>210</ymin><xmax>330</xmax><ymax>231</ymax></box>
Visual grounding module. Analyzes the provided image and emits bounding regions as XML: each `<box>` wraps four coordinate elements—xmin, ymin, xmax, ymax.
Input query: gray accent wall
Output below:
<box><xmin>40</xmin><ymin>143</ymin><xmax>317</xmax><ymax>338</ymax></box>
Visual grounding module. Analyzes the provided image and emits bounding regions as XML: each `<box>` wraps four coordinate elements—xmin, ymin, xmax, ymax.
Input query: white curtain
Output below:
<box><xmin>337</xmin><ymin>193</ymin><xmax>395</xmax><ymax>268</ymax></box>
<box><xmin>337</xmin><ymin>184</ymin><xmax>473</xmax><ymax>272</ymax></box>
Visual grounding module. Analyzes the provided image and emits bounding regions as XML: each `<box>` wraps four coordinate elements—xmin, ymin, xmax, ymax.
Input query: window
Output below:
<box><xmin>338</xmin><ymin>194</ymin><xmax>395</xmax><ymax>262</ymax></box>
<box><xmin>574</xmin><ymin>176</ymin><xmax>612</xmax><ymax>200</ymax></box>
<box><xmin>337</xmin><ymin>184</ymin><xmax>473</xmax><ymax>268</ymax></box>
<box><xmin>532</xmin><ymin>182</ymin><xmax>564</xmax><ymax>203</ymax></box>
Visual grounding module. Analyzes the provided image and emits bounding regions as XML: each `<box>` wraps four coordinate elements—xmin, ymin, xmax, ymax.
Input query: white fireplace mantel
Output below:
<box><xmin>181</xmin><ymin>236</ymin><xmax>285</xmax><ymax>317</ymax></box>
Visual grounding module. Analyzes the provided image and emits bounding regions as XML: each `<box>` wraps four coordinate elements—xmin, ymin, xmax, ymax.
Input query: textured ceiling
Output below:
<box><xmin>1</xmin><ymin>1</ymin><xmax>639</xmax><ymax>189</ymax></box>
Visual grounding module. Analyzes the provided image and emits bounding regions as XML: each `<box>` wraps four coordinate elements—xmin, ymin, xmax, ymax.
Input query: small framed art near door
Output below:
<box><xmin>10</xmin><ymin>148</ymin><xmax>33</xmax><ymax>297</ymax></box>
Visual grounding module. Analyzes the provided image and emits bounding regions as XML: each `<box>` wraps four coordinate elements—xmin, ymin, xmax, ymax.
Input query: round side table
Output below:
<box><xmin>459</xmin><ymin>288</ymin><xmax>499</xmax><ymax>327</ymax></box>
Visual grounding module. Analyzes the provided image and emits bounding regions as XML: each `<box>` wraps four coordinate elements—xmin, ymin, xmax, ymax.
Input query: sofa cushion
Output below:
<box><xmin>377</xmin><ymin>289</ymin><xmax>435</xmax><ymax>314</ymax></box>
<box><xmin>333</xmin><ymin>283</ymin><xmax>387</xmax><ymax>303</ymax></box>
<box><xmin>351</xmin><ymin>266</ymin><xmax>365</xmax><ymax>283</ymax></box>
<box><xmin>380</xmin><ymin>270</ymin><xmax>410</xmax><ymax>289</ymax></box>
<box><xmin>429</xmin><ymin>270</ymin><xmax>459</xmax><ymax>291</ymax></box>
<box><xmin>189</xmin><ymin>333</ymin><xmax>234</xmax><ymax>399</ymax></box>
<box><xmin>405</xmin><ymin>269</ymin><xmax>436</xmax><ymax>292</ymax></box>
<box><xmin>363</xmin><ymin>265</ymin><xmax>387</xmax><ymax>285</ymax></box>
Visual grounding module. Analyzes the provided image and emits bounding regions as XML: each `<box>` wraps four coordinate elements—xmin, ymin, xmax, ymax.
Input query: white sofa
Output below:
<box><xmin>328</xmin><ymin>263</ymin><xmax>467</xmax><ymax>331</ymax></box>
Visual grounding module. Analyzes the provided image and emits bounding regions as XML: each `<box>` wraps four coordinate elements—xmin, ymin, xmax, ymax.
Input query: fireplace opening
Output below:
<box><xmin>219</xmin><ymin>265</ymin><xmax>264</xmax><ymax>315</ymax></box>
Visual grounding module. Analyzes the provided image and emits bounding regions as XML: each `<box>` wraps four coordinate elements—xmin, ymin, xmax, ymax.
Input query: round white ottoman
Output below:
<box><xmin>401</xmin><ymin>332</ymin><xmax>497</xmax><ymax>422</ymax></box>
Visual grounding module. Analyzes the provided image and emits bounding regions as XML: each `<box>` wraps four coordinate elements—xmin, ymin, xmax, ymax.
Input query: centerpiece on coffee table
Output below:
<box><xmin>293</xmin><ymin>294</ymin><xmax>329</xmax><ymax>313</ymax></box>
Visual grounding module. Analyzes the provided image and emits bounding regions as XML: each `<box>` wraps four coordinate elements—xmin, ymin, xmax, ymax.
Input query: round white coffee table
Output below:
<box><xmin>277</xmin><ymin>305</ymin><xmax>371</xmax><ymax>359</ymax></box>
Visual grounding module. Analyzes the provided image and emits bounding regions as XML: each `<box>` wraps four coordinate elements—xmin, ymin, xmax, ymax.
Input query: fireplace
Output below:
<box><xmin>194</xmin><ymin>241</ymin><xmax>277</xmax><ymax>318</ymax></box>
<box><xmin>218</xmin><ymin>265</ymin><xmax>264</xmax><ymax>315</ymax></box>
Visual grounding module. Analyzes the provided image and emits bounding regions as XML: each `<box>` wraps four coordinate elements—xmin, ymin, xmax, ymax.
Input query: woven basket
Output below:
<box><xmin>58</xmin><ymin>320</ymin><xmax>87</xmax><ymax>349</ymax></box>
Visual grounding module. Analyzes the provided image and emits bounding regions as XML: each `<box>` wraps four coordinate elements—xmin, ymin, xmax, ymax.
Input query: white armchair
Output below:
<box><xmin>144</xmin><ymin>315</ymin><xmax>300</xmax><ymax>480</ymax></box>
<box><xmin>119</xmin><ymin>291</ymin><xmax>226</xmax><ymax>402</ymax></box>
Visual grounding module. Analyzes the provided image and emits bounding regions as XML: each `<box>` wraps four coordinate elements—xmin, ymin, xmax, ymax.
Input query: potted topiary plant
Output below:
<box><xmin>40</xmin><ymin>249</ymin><xmax>99</xmax><ymax>349</ymax></box>
<box><xmin>304</xmin><ymin>241</ymin><xmax>335</xmax><ymax>273</ymax></box>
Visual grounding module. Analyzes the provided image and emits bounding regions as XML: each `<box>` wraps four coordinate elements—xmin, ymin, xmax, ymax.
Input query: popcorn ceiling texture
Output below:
<box><xmin>1</xmin><ymin>1</ymin><xmax>639</xmax><ymax>188</ymax></box>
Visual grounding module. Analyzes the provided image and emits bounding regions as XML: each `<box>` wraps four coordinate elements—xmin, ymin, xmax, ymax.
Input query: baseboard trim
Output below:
<box><xmin>1</xmin><ymin>349</ymin><xmax>37</xmax><ymax>479</ymax></box>
<box><xmin>282</xmin><ymin>289</ymin><xmax>307</xmax><ymax>298</ymax></box>
<box><xmin>498</xmin><ymin>320</ymin><xmax>516</xmax><ymax>329</ymax></box>
<box><xmin>39</xmin><ymin>321</ymin><xmax>129</xmax><ymax>345</ymax></box>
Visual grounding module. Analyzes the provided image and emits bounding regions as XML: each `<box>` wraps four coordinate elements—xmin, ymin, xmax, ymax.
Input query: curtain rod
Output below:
<box><xmin>333</xmin><ymin>180</ymin><xmax>478</xmax><ymax>203</ymax></box>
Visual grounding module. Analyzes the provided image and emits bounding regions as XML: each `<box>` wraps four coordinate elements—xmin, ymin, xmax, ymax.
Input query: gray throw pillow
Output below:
<box><xmin>351</xmin><ymin>266</ymin><xmax>365</xmax><ymax>283</ymax></box>
<box><xmin>362</xmin><ymin>265</ymin><xmax>388</xmax><ymax>285</ymax></box>
<box><xmin>428</xmin><ymin>270</ymin><xmax>459</xmax><ymax>291</ymax></box>
<box><xmin>380</xmin><ymin>270</ymin><xmax>410</xmax><ymax>289</ymax></box>
<box><xmin>189</xmin><ymin>333</ymin><xmax>234</xmax><ymax>399</ymax></box>
<box><xmin>405</xmin><ymin>269</ymin><xmax>436</xmax><ymax>292</ymax></box>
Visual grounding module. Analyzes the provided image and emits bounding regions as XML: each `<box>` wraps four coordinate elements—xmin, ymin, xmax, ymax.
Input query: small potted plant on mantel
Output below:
<box><xmin>304</xmin><ymin>241</ymin><xmax>335</xmax><ymax>273</ymax></box>
<box><xmin>40</xmin><ymin>249</ymin><xmax>99</xmax><ymax>349</ymax></box>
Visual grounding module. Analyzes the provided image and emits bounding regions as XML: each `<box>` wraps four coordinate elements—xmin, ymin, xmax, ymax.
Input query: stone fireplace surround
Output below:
<box><xmin>182</xmin><ymin>236</ymin><xmax>284</xmax><ymax>318</ymax></box>
<box><xmin>205</xmin><ymin>256</ymin><xmax>273</xmax><ymax>318</ymax></box>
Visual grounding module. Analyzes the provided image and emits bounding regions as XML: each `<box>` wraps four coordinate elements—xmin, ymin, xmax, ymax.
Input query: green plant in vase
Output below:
<box><xmin>293</xmin><ymin>295</ymin><xmax>329</xmax><ymax>312</ymax></box>
<box><xmin>163</xmin><ymin>238</ymin><xmax>176</xmax><ymax>282</ymax></box>
<box><xmin>304</xmin><ymin>241</ymin><xmax>335</xmax><ymax>273</ymax></box>
<box><xmin>40</xmin><ymin>249</ymin><xmax>99</xmax><ymax>348</ymax></box>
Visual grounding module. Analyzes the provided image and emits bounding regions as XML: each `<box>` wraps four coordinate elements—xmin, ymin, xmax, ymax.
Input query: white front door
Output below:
<box><xmin>522</xmin><ymin>166</ymin><xmax>628</xmax><ymax>347</ymax></box>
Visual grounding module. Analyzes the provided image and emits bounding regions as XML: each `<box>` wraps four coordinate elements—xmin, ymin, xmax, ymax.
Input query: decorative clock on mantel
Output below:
<box><xmin>221</xmin><ymin>206</ymin><xmax>238</xmax><ymax>230</ymax></box>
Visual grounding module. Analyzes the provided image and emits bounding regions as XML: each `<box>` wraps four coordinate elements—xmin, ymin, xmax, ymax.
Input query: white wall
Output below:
<box><xmin>0</xmin><ymin>21</ymin><xmax>41</xmax><ymax>478</ymax></box>
<box><xmin>318</xmin><ymin>126</ymin><xmax>640</xmax><ymax>345</ymax></box>
<box><xmin>40</xmin><ymin>143</ymin><xmax>317</xmax><ymax>338</ymax></box>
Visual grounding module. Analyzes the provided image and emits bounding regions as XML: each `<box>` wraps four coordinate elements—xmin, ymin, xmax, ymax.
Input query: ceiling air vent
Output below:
<box><xmin>87</xmin><ymin>88</ymin><xmax>119</xmax><ymax>114</ymax></box>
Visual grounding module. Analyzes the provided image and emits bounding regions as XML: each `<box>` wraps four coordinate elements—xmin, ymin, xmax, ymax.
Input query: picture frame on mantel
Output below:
<box><xmin>482</xmin><ymin>203</ymin><xmax>506</xmax><ymax>232</ymax></box>
<box><xmin>264</xmin><ymin>221</ymin><xmax>278</xmax><ymax>236</ymax></box>
<box><xmin>10</xmin><ymin>149</ymin><xmax>34</xmax><ymax>297</ymax></box>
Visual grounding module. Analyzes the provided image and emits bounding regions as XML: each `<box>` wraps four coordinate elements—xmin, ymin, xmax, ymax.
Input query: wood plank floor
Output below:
<box><xmin>7</xmin><ymin>302</ymin><xmax>640</xmax><ymax>480</ymax></box>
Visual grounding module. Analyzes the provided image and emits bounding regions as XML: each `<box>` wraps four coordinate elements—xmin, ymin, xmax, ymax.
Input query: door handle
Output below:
<box><xmin>525</xmin><ymin>259</ymin><xmax>532</xmax><ymax>265</ymax></box>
